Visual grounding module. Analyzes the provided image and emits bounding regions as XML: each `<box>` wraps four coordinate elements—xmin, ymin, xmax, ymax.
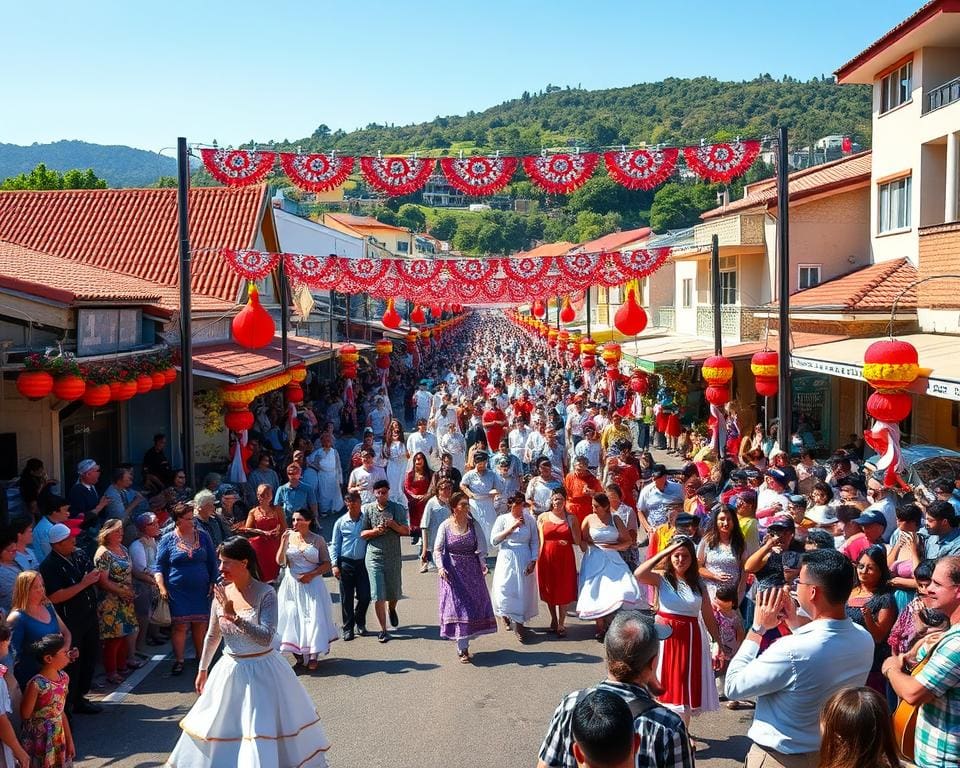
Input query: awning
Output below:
<box><xmin>790</xmin><ymin>333</ymin><xmax>960</xmax><ymax>401</ymax></box>
<box><xmin>620</xmin><ymin>333</ymin><xmax>714</xmax><ymax>373</ymax></box>
<box><xmin>720</xmin><ymin>331</ymin><xmax>849</xmax><ymax>360</ymax></box>
<box><xmin>190</xmin><ymin>335</ymin><xmax>368</xmax><ymax>384</ymax></box>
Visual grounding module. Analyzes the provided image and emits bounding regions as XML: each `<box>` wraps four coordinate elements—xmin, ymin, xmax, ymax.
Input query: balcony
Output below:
<box><xmin>695</xmin><ymin>306</ymin><xmax>764</xmax><ymax>344</ymax></box>
<box><xmin>655</xmin><ymin>306</ymin><xmax>675</xmax><ymax>330</ymax></box>
<box><xmin>927</xmin><ymin>77</ymin><xmax>960</xmax><ymax>114</ymax></box>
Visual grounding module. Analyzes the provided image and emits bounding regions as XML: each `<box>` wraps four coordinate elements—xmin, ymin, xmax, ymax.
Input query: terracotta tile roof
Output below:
<box><xmin>576</xmin><ymin>227</ymin><xmax>652</xmax><ymax>252</ymax></box>
<box><xmin>325</xmin><ymin>212</ymin><xmax>410</xmax><ymax>234</ymax></box>
<box><xmin>701</xmin><ymin>152</ymin><xmax>872</xmax><ymax>220</ymax></box>
<box><xmin>516</xmin><ymin>241</ymin><xmax>576</xmax><ymax>258</ymax></box>
<box><xmin>772</xmin><ymin>258</ymin><xmax>918</xmax><ymax>311</ymax></box>
<box><xmin>0</xmin><ymin>186</ymin><xmax>268</xmax><ymax>306</ymax></box>
<box><xmin>192</xmin><ymin>336</ymin><xmax>368</xmax><ymax>383</ymax></box>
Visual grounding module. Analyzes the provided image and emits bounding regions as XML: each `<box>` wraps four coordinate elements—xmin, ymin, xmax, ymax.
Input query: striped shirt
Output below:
<box><xmin>538</xmin><ymin>680</ymin><xmax>693</xmax><ymax>768</ymax></box>
<box><xmin>915</xmin><ymin>623</ymin><xmax>960</xmax><ymax>767</ymax></box>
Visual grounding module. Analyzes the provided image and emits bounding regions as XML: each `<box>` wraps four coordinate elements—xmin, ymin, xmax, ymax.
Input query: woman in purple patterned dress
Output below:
<box><xmin>434</xmin><ymin>492</ymin><xmax>497</xmax><ymax>663</ymax></box>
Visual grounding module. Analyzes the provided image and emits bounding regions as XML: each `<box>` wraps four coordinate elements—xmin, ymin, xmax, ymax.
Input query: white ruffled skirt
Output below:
<box><xmin>576</xmin><ymin>546</ymin><xmax>648</xmax><ymax>620</ymax></box>
<box><xmin>277</xmin><ymin>571</ymin><xmax>339</xmax><ymax>660</ymax></box>
<box><xmin>166</xmin><ymin>649</ymin><xmax>330</xmax><ymax>767</ymax></box>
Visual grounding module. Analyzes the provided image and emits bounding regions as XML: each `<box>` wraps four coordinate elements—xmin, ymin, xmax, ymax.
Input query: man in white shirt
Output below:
<box><xmin>406</xmin><ymin>418</ymin><xmax>439</xmax><ymax>470</ymax></box>
<box><xmin>508</xmin><ymin>418</ymin><xmax>532</xmax><ymax>471</ymax></box>
<box><xmin>756</xmin><ymin>469</ymin><xmax>791</xmax><ymax>532</ymax></box>
<box><xmin>413</xmin><ymin>380</ymin><xmax>433</xmax><ymax>423</ymax></box>
<box><xmin>725</xmin><ymin>548</ymin><xmax>873</xmax><ymax>767</ymax></box>
<box><xmin>864</xmin><ymin>475</ymin><xmax>898</xmax><ymax>542</ymax></box>
<box><xmin>347</xmin><ymin>449</ymin><xmax>387</xmax><ymax>505</ymax></box>
<box><xmin>636</xmin><ymin>465</ymin><xmax>683</xmax><ymax>530</ymax></box>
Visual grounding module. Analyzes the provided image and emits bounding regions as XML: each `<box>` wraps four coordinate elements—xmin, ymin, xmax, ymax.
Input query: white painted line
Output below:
<box><xmin>98</xmin><ymin>653</ymin><xmax>168</xmax><ymax>704</ymax></box>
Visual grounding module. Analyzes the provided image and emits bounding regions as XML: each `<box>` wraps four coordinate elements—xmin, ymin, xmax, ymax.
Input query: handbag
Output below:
<box><xmin>151</xmin><ymin>597</ymin><xmax>172</xmax><ymax>627</ymax></box>
<box><xmin>893</xmin><ymin>636</ymin><xmax>944</xmax><ymax>762</ymax></box>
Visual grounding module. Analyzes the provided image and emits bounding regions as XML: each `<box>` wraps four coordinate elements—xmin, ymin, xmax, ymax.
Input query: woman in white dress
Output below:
<box><xmin>490</xmin><ymin>492</ymin><xmax>539</xmax><ymax>641</ymax></box>
<box><xmin>382</xmin><ymin>419</ymin><xmax>409</xmax><ymax>511</ymax></box>
<box><xmin>459</xmin><ymin>451</ymin><xmax>499</xmax><ymax>557</ymax></box>
<box><xmin>309</xmin><ymin>432</ymin><xmax>344</xmax><ymax>516</ymax></box>
<box><xmin>697</xmin><ymin>504</ymin><xmax>747</xmax><ymax>600</ymax></box>
<box><xmin>633</xmin><ymin>536</ymin><xmax>723</xmax><ymax>729</ymax></box>
<box><xmin>276</xmin><ymin>510</ymin><xmax>338</xmax><ymax>671</ymax></box>
<box><xmin>439</xmin><ymin>422</ymin><xmax>467</xmax><ymax>472</ymax></box>
<box><xmin>577</xmin><ymin>493</ymin><xmax>647</xmax><ymax>640</ymax></box>
<box><xmin>167</xmin><ymin>537</ymin><xmax>330</xmax><ymax>767</ymax></box>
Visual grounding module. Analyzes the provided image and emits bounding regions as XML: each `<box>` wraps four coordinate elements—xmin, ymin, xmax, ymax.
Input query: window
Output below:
<box><xmin>396</xmin><ymin>241</ymin><xmax>409</xmax><ymax>253</ymax></box>
<box><xmin>879</xmin><ymin>176</ymin><xmax>912</xmax><ymax>233</ymax></box>
<box><xmin>719</xmin><ymin>255</ymin><xmax>737</xmax><ymax>305</ymax></box>
<box><xmin>798</xmin><ymin>264</ymin><xmax>821</xmax><ymax>290</ymax></box>
<box><xmin>880</xmin><ymin>61</ymin><xmax>912</xmax><ymax>113</ymax></box>
<box><xmin>682</xmin><ymin>279</ymin><xmax>693</xmax><ymax>307</ymax></box>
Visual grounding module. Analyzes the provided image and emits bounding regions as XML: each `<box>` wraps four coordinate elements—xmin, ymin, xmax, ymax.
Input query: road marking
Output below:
<box><xmin>98</xmin><ymin>653</ymin><xmax>168</xmax><ymax>704</ymax></box>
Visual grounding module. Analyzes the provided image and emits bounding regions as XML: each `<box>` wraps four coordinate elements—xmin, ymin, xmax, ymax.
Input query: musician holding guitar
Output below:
<box><xmin>883</xmin><ymin>554</ymin><xmax>960</xmax><ymax>767</ymax></box>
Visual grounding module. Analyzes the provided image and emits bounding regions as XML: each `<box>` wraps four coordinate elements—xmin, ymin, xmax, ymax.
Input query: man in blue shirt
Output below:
<box><xmin>274</xmin><ymin>463</ymin><xmax>318</xmax><ymax>526</ymax></box>
<box><xmin>330</xmin><ymin>491</ymin><xmax>369</xmax><ymax>641</ymax></box>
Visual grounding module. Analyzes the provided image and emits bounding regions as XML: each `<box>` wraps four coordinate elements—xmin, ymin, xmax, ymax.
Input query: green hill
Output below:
<box><xmin>0</xmin><ymin>140</ymin><xmax>177</xmax><ymax>188</ymax></box>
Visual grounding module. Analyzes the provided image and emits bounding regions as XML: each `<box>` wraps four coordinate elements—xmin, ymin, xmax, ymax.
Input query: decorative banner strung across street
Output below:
<box><xmin>199</xmin><ymin>140</ymin><xmax>762</xmax><ymax>196</ymax></box>
<box><xmin>222</xmin><ymin>247</ymin><xmax>670</xmax><ymax>305</ymax></box>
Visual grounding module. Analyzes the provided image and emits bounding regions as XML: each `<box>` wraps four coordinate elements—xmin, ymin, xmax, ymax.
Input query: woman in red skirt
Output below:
<box><xmin>634</xmin><ymin>535</ymin><xmax>722</xmax><ymax>731</ymax></box>
<box><xmin>536</xmin><ymin>489</ymin><xmax>584</xmax><ymax>637</ymax></box>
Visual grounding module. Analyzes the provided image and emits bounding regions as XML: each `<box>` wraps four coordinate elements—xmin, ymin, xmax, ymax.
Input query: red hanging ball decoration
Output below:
<box><xmin>532</xmin><ymin>299</ymin><xmax>546</xmax><ymax>319</ymax></box>
<box><xmin>232</xmin><ymin>284</ymin><xmax>276</xmax><ymax>350</ymax></box>
<box><xmin>150</xmin><ymin>371</ymin><xmax>167</xmax><ymax>390</ymax></box>
<box><xmin>702</xmin><ymin>355</ymin><xmax>734</xmax><ymax>387</ymax></box>
<box><xmin>410</xmin><ymin>304</ymin><xmax>426</xmax><ymax>324</ymax></box>
<box><xmin>82</xmin><ymin>383</ymin><xmax>111</xmax><ymax>407</ymax></box>
<box><xmin>16</xmin><ymin>370</ymin><xmax>53</xmax><ymax>401</ymax></box>
<box><xmin>52</xmin><ymin>374</ymin><xmax>86</xmax><ymax>402</ymax></box>
<box><xmin>613</xmin><ymin>284</ymin><xmax>648</xmax><ymax>336</ymax></box>
<box><xmin>866</xmin><ymin>391</ymin><xmax>912</xmax><ymax>423</ymax></box>
<box><xmin>382</xmin><ymin>298</ymin><xmax>402</xmax><ymax>330</ymax></box>
<box><xmin>224</xmin><ymin>408</ymin><xmax>255</xmax><ymax>433</ymax></box>
<box><xmin>751</xmin><ymin>350</ymin><xmax>779</xmax><ymax>398</ymax></box>
<box><xmin>705</xmin><ymin>385</ymin><xmax>730</xmax><ymax>406</ymax></box>
<box><xmin>430</xmin><ymin>304</ymin><xmax>443</xmax><ymax>320</ymax></box>
<box><xmin>559</xmin><ymin>295</ymin><xmax>576</xmax><ymax>324</ymax></box>
<box><xmin>135</xmin><ymin>374</ymin><xmax>154</xmax><ymax>395</ymax></box>
<box><xmin>285</xmin><ymin>382</ymin><xmax>304</xmax><ymax>404</ymax></box>
<box><xmin>110</xmin><ymin>380</ymin><xmax>137</xmax><ymax>402</ymax></box>
<box><xmin>863</xmin><ymin>339</ymin><xmax>920</xmax><ymax>391</ymax></box>
<box><xmin>629</xmin><ymin>371</ymin><xmax>649</xmax><ymax>394</ymax></box>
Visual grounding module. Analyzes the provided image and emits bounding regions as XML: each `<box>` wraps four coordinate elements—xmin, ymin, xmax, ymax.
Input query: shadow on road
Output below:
<box><xmin>469</xmin><ymin>649</ymin><xmax>603</xmax><ymax>668</ymax></box>
<box><xmin>694</xmin><ymin>730</ymin><xmax>752</xmax><ymax>762</ymax></box>
<box><xmin>76</xmin><ymin>702</ymin><xmax>182</xmax><ymax>766</ymax></box>
<box><xmin>317</xmin><ymin>657</ymin><xmax>440</xmax><ymax>677</ymax></box>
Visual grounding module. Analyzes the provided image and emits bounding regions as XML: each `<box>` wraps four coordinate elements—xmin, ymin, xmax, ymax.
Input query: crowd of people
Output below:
<box><xmin>5</xmin><ymin>310</ymin><xmax>960</xmax><ymax>767</ymax></box>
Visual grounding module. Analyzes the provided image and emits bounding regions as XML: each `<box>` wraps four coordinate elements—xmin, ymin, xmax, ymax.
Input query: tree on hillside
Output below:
<box><xmin>429</xmin><ymin>214</ymin><xmax>458</xmax><ymax>241</ymax></box>
<box><xmin>649</xmin><ymin>183</ymin><xmax>719</xmax><ymax>231</ymax></box>
<box><xmin>397</xmin><ymin>204</ymin><xmax>426</xmax><ymax>232</ymax></box>
<box><xmin>371</xmin><ymin>207</ymin><xmax>398</xmax><ymax>226</ymax></box>
<box><xmin>1</xmin><ymin>163</ymin><xmax>107</xmax><ymax>190</ymax></box>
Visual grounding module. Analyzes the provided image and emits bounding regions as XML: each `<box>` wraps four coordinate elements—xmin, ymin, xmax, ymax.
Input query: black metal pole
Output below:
<box><xmin>176</xmin><ymin>137</ymin><xmax>195</xmax><ymax>488</ymax></box>
<box><xmin>279</xmin><ymin>255</ymin><xmax>289</xmax><ymax>368</ymax></box>
<box><xmin>556</xmin><ymin>296</ymin><xmax>560</xmax><ymax>329</ymax></box>
<box><xmin>345</xmin><ymin>293</ymin><xmax>351</xmax><ymax>342</ymax></box>
<box><xmin>776</xmin><ymin>126</ymin><xmax>792</xmax><ymax>444</ymax></box>
<box><xmin>328</xmin><ymin>290</ymin><xmax>335</xmax><ymax>378</ymax></box>
<box><xmin>711</xmin><ymin>234</ymin><xmax>722</xmax><ymax>355</ymax></box>
<box><xmin>586</xmin><ymin>289</ymin><xmax>592</xmax><ymax>338</ymax></box>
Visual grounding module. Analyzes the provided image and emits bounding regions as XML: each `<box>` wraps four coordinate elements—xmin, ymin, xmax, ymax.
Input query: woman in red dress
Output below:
<box><xmin>403</xmin><ymin>452</ymin><xmax>434</xmax><ymax>545</ymax></box>
<box><xmin>536</xmin><ymin>489</ymin><xmax>585</xmax><ymax>637</ymax></box>
<box><xmin>241</xmin><ymin>483</ymin><xmax>286</xmax><ymax>583</ymax></box>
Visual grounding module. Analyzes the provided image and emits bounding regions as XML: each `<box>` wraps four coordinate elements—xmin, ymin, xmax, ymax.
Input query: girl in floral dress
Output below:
<box><xmin>21</xmin><ymin>633</ymin><xmax>73</xmax><ymax>768</ymax></box>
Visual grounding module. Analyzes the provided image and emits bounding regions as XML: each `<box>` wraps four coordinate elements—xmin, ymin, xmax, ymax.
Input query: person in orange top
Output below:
<box><xmin>564</xmin><ymin>456</ymin><xmax>603</xmax><ymax>525</ymax></box>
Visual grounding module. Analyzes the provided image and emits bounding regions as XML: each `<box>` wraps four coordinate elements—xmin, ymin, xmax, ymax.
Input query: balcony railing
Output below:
<box><xmin>927</xmin><ymin>77</ymin><xmax>960</xmax><ymax>113</ymax></box>
<box><xmin>655</xmin><ymin>307</ymin><xmax>675</xmax><ymax>330</ymax></box>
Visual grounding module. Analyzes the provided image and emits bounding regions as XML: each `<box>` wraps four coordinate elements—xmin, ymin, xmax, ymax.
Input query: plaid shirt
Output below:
<box><xmin>538</xmin><ymin>681</ymin><xmax>694</xmax><ymax>768</ymax></box>
<box><xmin>915</xmin><ymin>623</ymin><xmax>960</xmax><ymax>767</ymax></box>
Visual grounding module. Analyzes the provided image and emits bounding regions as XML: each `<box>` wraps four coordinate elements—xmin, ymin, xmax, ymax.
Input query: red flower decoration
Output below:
<box><xmin>200</xmin><ymin>149</ymin><xmax>276</xmax><ymax>186</ymax></box>
<box><xmin>280</xmin><ymin>152</ymin><xmax>354</xmax><ymax>192</ymax></box>
<box><xmin>557</xmin><ymin>251</ymin><xmax>603</xmax><ymax>281</ymax></box>
<box><xmin>446</xmin><ymin>258</ymin><xmax>499</xmax><ymax>283</ymax></box>
<box><xmin>603</xmin><ymin>148</ymin><xmax>679</xmax><ymax>190</ymax></box>
<box><xmin>439</xmin><ymin>156</ymin><xmax>518</xmax><ymax>196</ymax></box>
<box><xmin>396</xmin><ymin>259</ymin><xmax>443</xmax><ymax>286</ymax></box>
<box><xmin>359</xmin><ymin>156</ymin><xmax>435</xmax><ymax>195</ymax></box>
<box><xmin>284</xmin><ymin>253</ymin><xmax>339</xmax><ymax>286</ymax></box>
<box><xmin>522</xmin><ymin>153</ymin><xmax>598</xmax><ymax>194</ymax></box>
<box><xmin>682</xmin><ymin>140</ymin><xmax>761</xmax><ymax>183</ymax></box>
<box><xmin>611</xmin><ymin>248</ymin><xmax>671</xmax><ymax>279</ymax></box>
<box><xmin>341</xmin><ymin>257</ymin><xmax>390</xmax><ymax>286</ymax></box>
<box><xmin>223</xmin><ymin>249</ymin><xmax>280</xmax><ymax>280</ymax></box>
<box><xmin>503</xmin><ymin>256</ymin><xmax>552</xmax><ymax>283</ymax></box>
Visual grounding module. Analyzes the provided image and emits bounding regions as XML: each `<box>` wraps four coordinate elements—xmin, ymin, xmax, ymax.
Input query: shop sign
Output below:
<box><xmin>790</xmin><ymin>355</ymin><xmax>862</xmax><ymax>381</ymax></box>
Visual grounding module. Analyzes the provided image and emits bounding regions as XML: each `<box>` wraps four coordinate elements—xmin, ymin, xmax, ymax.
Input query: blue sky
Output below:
<box><xmin>2</xmin><ymin>0</ymin><xmax>921</xmax><ymax>152</ymax></box>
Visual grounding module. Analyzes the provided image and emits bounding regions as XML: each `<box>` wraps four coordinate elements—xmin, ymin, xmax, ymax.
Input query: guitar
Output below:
<box><xmin>892</xmin><ymin>635</ymin><xmax>944</xmax><ymax>762</ymax></box>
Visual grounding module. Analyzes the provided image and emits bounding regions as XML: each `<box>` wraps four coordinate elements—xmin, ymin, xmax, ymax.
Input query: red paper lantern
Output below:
<box><xmin>232</xmin><ymin>283</ymin><xmax>275</xmax><ymax>350</ymax></box>
<box><xmin>582</xmin><ymin>356</ymin><xmax>596</xmax><ymax>370</ymax></box>
<box><xmin>224</xmin><ymin>408</ymin><xmax>255</xmax><ymax>433</ymax></box>
<box><xmin>285</xmin><ymin>382</ymin><xmax>304</xmax><ymax>404</ymax></box>
<box><xmin>629</xmin><ymin>371</ymin><xmax>649</xmax><ymax>394</ymax></box>
<box><xmin>382</xmin><ymin>298</ymin><xmax>402</xmax><ymax>330</ymax></box>
<box><xmin>405</xmin><ymin>330</ymin><xmax>418</xmax><ymax>354</ymax></box>
<box><xmin>135</xmin><ymin>374</ymin><xmax>154</xmax><ymax>395</ymax></box>
<box><xmin>532</xmin><ymin>299</ymin><xmax>546</xmax><ymax>319</ymax></box>
<box><xmin>557</xmin><ymin>330</ymin><xmax>569</xmax><ymax>352</ymax></box>
<box><xmin>150</xmin><ymin>371</ymin><xmax>167</xmax><ymax>390</ymax></box>
<box><xmin>863</xmin><ymin>339</ymin><xmax>920</xmax><ymax>391</ymax></box>
<box><xmin>866</xmin><ymin>391</ymin><xmax>912</xmax><ymax>423</ymax></box>
<box><xmin>341</xmin><ymin>362</ymin><xmax>358</xmax><ymax>378</ymax></box>
<box><xmin>751</xmin><ymin>350</ymin><xmax>779</xmax><ymax>397</ymax></box>
<box><xmin>547</xmin><ymin>329</ymin><xmax>558</xmax><ymax>348</ymax></box>
<box><xmin>110</xmin><ymin>380</ymin><xmax>137</xmax><ymax>402</ymax></box>
<box><xmin>614</xmin><ymin>284</ymin><xmax>648</xmax><ymax>336</ymax></box>
<box><xmin>705</xmin><ymin>385</ymin><xmax>730</xmax><ymax>406</ymax></box>
<box><xmin>52</xmin><ymin>374</ymin><xmax>86</xmax><ymax>402</ymax></box>
<box><xmin>163</xmin><ymin>367</ymin><xmax>177</xmax><ymax>384</ymax></box>
<box><xmin>410</xmin><ymin>304</ymin><xmax>426</xmax><ymax>324</ymax></box>
<box><xmin>339</xmin><ymin>343</ymin><xmax>359</xmax><ymax>381</ymax></box>
<box><xmin>430</xmin><ymin>304</ymin><xmax>443</xmax><ymax>320</ymax></box>
<box><xmin>559</xmin><ymin>295</ymin><xmax>576</xmax><ymax>324</ymax></box>
<box><xmin>701</xmin><ymin>355</ymin><xmax>734</xmax><ymax>387</ymax></box>
<box><xmin>606</xmin><ymin>367</ymin><xmax>621</xmax><ymax>383</ymax></box>
<box><xmin>16</xmin><ymin>370</ymin><xmax>53</xmax><ymax>400</ymax></box>
<box><xmin>601</xmin><ymin>342</ymin><xmax>622</xmax><ymax>366</ymax></box>
<box><xmin>82</xmin><ymin>383</ymin><xmax>111</xmax><ymax>407</ymax></box>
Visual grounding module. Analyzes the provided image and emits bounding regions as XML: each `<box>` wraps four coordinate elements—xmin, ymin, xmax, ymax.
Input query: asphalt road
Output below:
<box><xmin>73</xmin><ymin>518</ymin><xmax>753</xmax><ymax>768</ymax></box>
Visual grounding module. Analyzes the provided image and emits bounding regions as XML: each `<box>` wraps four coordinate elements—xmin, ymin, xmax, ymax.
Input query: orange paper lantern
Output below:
<box><xmin>135</xmin><ymin>374</ymin><xmax>154</xmax><ymax>395</ymax></box>
<box><xmin>82</xmin><ymin>383</ymin><xmax>111</xmax><ymax>407</ymax></box>
<box><xmin>751</xmin><ymin>350</ymin><xmax>779</xmax><ymax>398</ymax></box>
<box><xmin>16</xmin><ymin>370</ymin><xmax>53</xmax><ymax>400</ymax></box>
<box><xmin>52</xmin><ymin>374</ymin><xmax>86</xmax><ymax>402</ymax></box>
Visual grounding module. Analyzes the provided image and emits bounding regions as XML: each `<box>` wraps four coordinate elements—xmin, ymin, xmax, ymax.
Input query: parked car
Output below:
<box><xmin>863</xmin><ymin>444</ymin><xmax>960</xmax><ymax>490</ymax></box>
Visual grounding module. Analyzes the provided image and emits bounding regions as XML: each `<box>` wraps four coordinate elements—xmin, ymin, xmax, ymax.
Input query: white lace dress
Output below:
<box><xmin>576</xmin><ymin>523</ymin><xmax>647</xmax><ymax>620</ymax></box>
<box><xmin>277</xmin><ymin>537</ymin><xmax>339</xmax><ymax>661</ymax></box>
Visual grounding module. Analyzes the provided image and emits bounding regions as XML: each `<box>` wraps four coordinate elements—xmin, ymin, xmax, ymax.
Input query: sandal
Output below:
<box><xmin>171</xmin><ymin>661</ymin><xmax>185</xmax><ymax>676</ymax></box>
<box><xmin>307</xmin><ymin>660</ymin><xmax>319</xmax><ymax>671</ymax></box>
<box><xmin>125</xmin><ymin>659</ymin><xmax>146</xmax><ymax>670</ymax></box>
<box><xmin>556</xmin><ymin>626</ymin><xmax>567</xmax><ymax>638</ymax></box>
<box><xmin>458</xmin><ymin>651</ymin><xmax>471</xmax><ymax>664</ymax></box>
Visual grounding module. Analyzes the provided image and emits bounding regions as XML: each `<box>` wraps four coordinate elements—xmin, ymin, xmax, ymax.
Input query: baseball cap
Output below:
<box><xmin>474</xmin><ymin>450</ymin><xmax>490</xmax><ymax>462</ymax></box>
<box><xmin>651</xmin><ymin>464</ymin><xmax>668</xmax><ymax>479</ymax></box>
<box><xmin>697</xmin><ymin>482</ymin><xmax>719</xmax><ymax>505</ymax></box>
<box><xmin>77</xmin><ymin>459</ymin><xmax>99</xmax><ymax>475</ymax></box>
<box><xmin>852</xmin><ymin>510</ymin><xmax>887</xmax><ymax>529</ymax></box>
<box><xmin>744</xmin><ymin>468</ymin><xmax>762</xmax><ymax>482</ymax></box>
<box><xmin>766</xmin><ymin>468</ymin><xmax>789</xmax><ymax>486</ymax></box>
<box><xmin>363</xmin><ymin>427</ymin><xmax>374</xmax><ymax>435</ymax></box>
<box><xmin>805</xmin><ymin>505</ymin><xmax>839</xmax><ymax>525</ymax></box>
<box><xmin>675</xmin><ymin>513</ymin><xmax>700</xmax><ymax>528</ymax></box>
<box><xmin>494</xmin><ymin>455</ymin><xmax>511</xmax><ymax>467</ymax></box>
<box><xmin>735</xmin><ymin>489</ymin><xmax>758</xmax><ymax>505</ymax></box>
<box><xmin>730</xmin><ymin>469</ymin><xmax>748</xmax><ymax>483</ymax></box>
<box><xmin>48</xmin><ymin>523</ymin><xmax>73</xmax><ymax>545</ymax></box>
<box><xmin>787</xmin><ymin>494</ymin><xmax>807</xmax><ymax>507</ymax></box>
<box><xmin>767</xmin><ymin>515</ymin><xmax>796</xmax><ymax>531</ymax></box>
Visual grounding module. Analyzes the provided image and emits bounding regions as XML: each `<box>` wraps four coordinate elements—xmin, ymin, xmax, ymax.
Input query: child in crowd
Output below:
<box><xmin>21</xmin><ymin>633</ymin><xmax>73</xmax><ymax>768</ymax></box>
<box><xmin>0</xmin><ymin>622</ymin><xmax>29</xmax><ymax>768</ymax></box>
<box><xmin>712</xmin><ymin>584</ymin><xmax>746</xmax><ymax>710</ymax></box>
<box><xmin>817</xmin><ymin>686</ymin><xmax>900</xmax><ymax>768</ymax></box>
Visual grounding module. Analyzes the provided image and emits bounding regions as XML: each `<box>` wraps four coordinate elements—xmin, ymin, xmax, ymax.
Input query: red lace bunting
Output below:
<box><xmin>502</xmin><ymin>256</ymin><xmax>552</xmax><ymax>283</ymax></box>
<box><xmin>439</xmin><ymin>156</ymin><xmax>518</xmax><ymax>196</ymax></box>
<box><xmin>341</xmin><ymin>256</ymin><xmax>391</xmax><ymax>284</ymax></box>
<box><xmin>682</xmin><ymin>140</ymin><xmax>761</xmax><ymax>183</ymax></box>
<box><xmin>200</xmin><ymin>149</ymin><xmax>276</xmax><ymax>187</ymax></box>
<box><xmin>446</xmin><ymin>258</ymin><xmax>500</xmax><ymax>283</ymax></box>
<box><xmin>283</xmin><ymin>253</ymin><xmax>339</xmax><ymax>286</ymax></box>
<box><xmin>279</xmin><ymin>153</ymin><xmax>354</xmax><ymax>193</ymax></box>
<box><xmin>557</xmin><ymin>251</ymin><xmax>604</xmax><ymax>282</ymax></box>
<box><xmin>359</xmin><ymin>156</ymin><xmax>435</xmax><ymax>195</ymax></box>
<box><xmin>223</xmin><ymin>249</ymin><xmax>280</xmax><ymax>280</ymax></box>
<box><xmin>522</xmin><ymin>153</ymin><xmax>598</xmax><ymax>194</ymax></box>
<box><xmin>396</xmin><ymin>259</ymin><xmax>444</xmax><ymax>286</ymax></box>
<box><xmin>603</xmin><ymin>148</ymin><xmax>679</xmax><ymax>190</ymax></box>
<box><xmin>613</xmin><ymin>248</ymin><xmax>671</xmax><ymax>278</ymax></box>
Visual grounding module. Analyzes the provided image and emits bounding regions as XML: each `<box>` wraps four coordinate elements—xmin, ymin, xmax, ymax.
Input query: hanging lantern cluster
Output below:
<box><xmin>558</xmin><ymin>330</ymin><xmax>569</xmax><ymax>354</ymax></box>
<box><xmin>559</xmin><ymin>295</ymin><xmax>576</xmax><ymax>324</ymax></box>
<box><xmin>570</xmin><ymin>332</ymin><xmax>582</xmax><ymax>360</ymax></box>
<box><xmin>405</xmin><ymin>330</ymin><xmax>418</xmax><ymax>354</ymax></box>
<box><xmin>547</xmin><ymin>328</ymin><xmax>558</xmax><ymax>348</ymax></box>
<box><xmin>382</xmin><ymin>298</ymin><xmax>402</xmax><ymax>329</ymax></box>
<box><xmin>232</xmin><ymin>283</ymin><xmax>276</xmax><ymax>349</ymax></box>
<box><xmin>629</xmin><ymin>369</ymin><xmax>649</xmax><ymax>395</ymax></box>
<box><xmin>601</xmin><ymin>342</ymin><xmax>622</xmax><ymax>380</ymax></box>
<box><xmin>375</xmin><ymin>340</ymin><xmax>393</xmax><ymax>370</ymax></box>
<box><xmin>701</xmin><ymin>355</ymin><xmax>733</xmax><ymax>406</ymax></box>
<box><xmin>613</xmin><ymin>280</ymin><xmax>648</xmax><ymax>337</ymax></box>
<box><xmin>862</xmin><ymin>339</ymin><xmax>920</xmax><ymax>487</ymax></box>
<box><xmin>581</xmin><ymin>337</ymin><xmax>597</xmax><ymax>370</ymax></box>
<box><xmin>339</xmin><ymin>343</ymin><xmax>359</xmax><ymax>381</ymax></box>
<box><xmin>751</xmin><ymin>350</ymin><xmax>779</xmax><ymax>398</ymax></box>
